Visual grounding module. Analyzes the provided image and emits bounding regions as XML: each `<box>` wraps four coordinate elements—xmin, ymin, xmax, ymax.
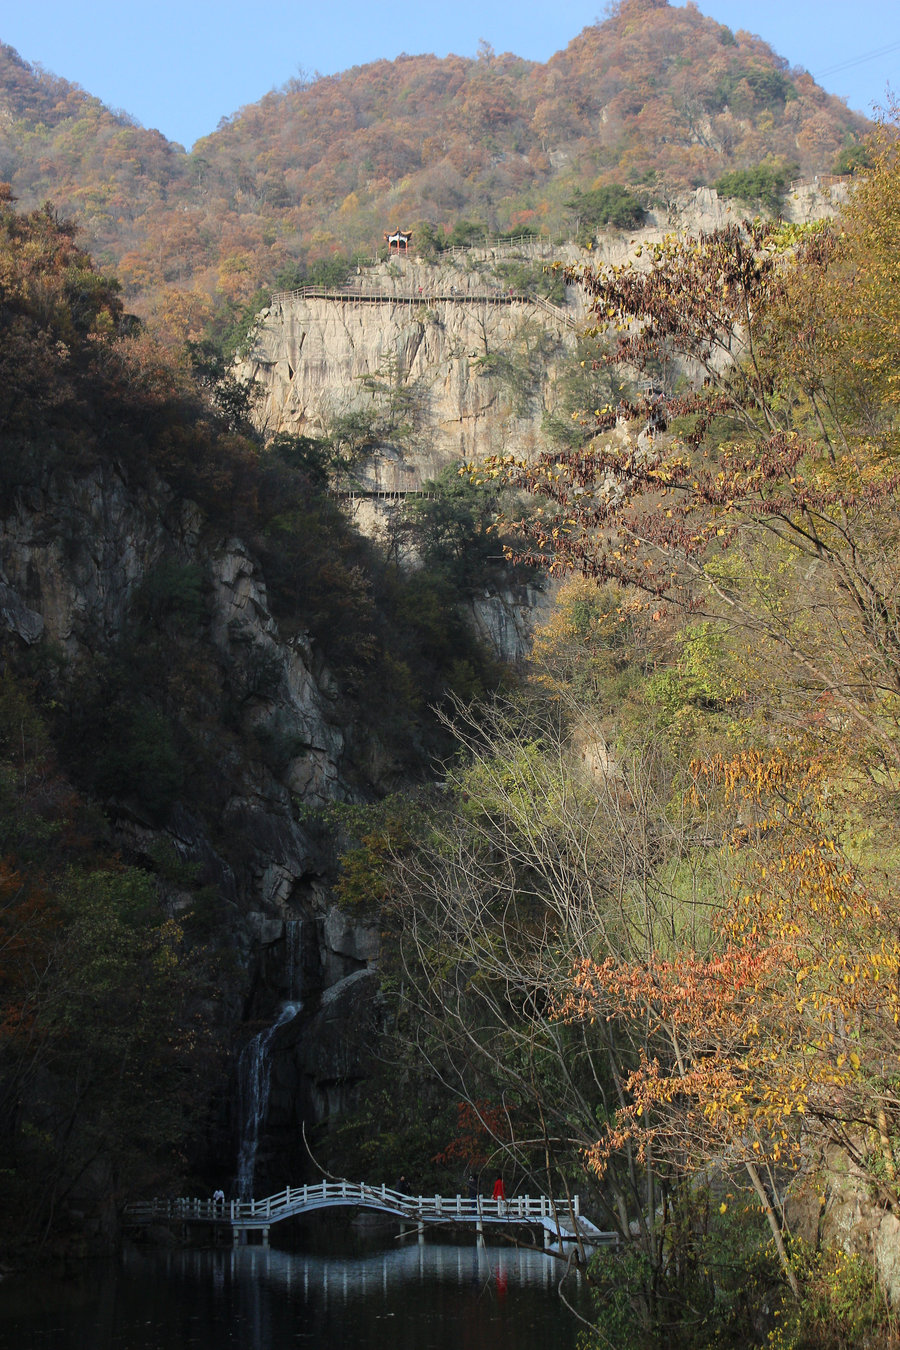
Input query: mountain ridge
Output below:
<box><xmin>0</xmin><ymin>1</ymin><xmax>872</xmax><ymax>344</ymax></box>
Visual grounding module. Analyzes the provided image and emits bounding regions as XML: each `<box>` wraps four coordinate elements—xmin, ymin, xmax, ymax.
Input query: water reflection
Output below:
<box><xmin>0</xmin><ymin>1240</ymin><xmax>587</xmax><ymax>1350</ymax></box>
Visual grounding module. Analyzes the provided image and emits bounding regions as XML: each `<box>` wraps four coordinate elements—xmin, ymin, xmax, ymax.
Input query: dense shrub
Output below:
<box><xmin>714</xmin><ymin>161</ymin><xmax>799</xmax><ymax>213</ymax></box>
<box><xmin>832</xmin><ymin>141</ymin><xmax>872</xmax><ymax>176</ymax></box>
<box><xmin>566</xmin><ymin>185</ymin><xmax>646</xmax><ymax>243</ymax></box>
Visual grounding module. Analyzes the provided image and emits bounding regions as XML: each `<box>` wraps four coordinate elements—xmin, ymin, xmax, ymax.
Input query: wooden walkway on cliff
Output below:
<box><xmin>125</xmin><ymin>1180</ymin><xmax>614</xmax><ymax>1248</ymax></box>
<box><xmin>269</xmin><ymin>285</ymin><xmax>577</xmax><ymax>331</ymax></box>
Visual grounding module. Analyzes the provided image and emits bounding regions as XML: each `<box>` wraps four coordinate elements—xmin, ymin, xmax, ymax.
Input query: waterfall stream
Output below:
<box><xmin>235</xmin><ymin>1001</ymin><xmax>301</xmax><ymax>1200</ymax></box>
<box><xmin>285</xmin><ymin>919</ymin><xmax>303</xmax><ymax>1000</ymax></box>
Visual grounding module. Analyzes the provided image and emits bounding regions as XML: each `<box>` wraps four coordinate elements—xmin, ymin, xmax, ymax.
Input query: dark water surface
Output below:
<box><xmin>0</xmin><ymin>1237</ymin><xmax>590</xmax><ymax>1349</ymax></box>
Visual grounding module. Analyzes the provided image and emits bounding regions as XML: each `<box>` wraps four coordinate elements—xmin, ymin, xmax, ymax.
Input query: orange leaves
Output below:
<box><xmin>433</xmin><ymin>1099</ymin><xmax>512</xmax><ymax>1169</ymax></box>
<box><xmin>558</xmin><ymin>745</ymin><xmax>900</xmax><ymax>1194</ymax></box>
<box><xmin>562</xmin><ymin>942</ymin><xmax>779</xmax><ymax>1041</ymax></box>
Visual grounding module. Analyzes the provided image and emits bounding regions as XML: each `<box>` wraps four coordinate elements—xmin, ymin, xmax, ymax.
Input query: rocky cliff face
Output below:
<box><xmin>236</xmin><ymin>185</ymin><xmax>841</xmax><ymax>495</ymax></box>
<box><xmin>788</xmin><ymin>1148</ymin><xmax>900</xmax><ymax>1307</ymax></box>
<box><xmin>0</xmin><ymin>459</ymin><xmax>385</xmax><ymax>1160</ymax></box>
<box><xmin>0</xmin><ymin>462</ymin><xmax>347</xmax><ymax>806</ymax></box>
<box><xmin>0</xmin><ymin>295</ymin><xmax>561</xmax><ymax>1198</ymax></box>
<box><xmin>241</xmin><ymin>270</ymin><xmax>577</xmax><ymax>482</ymax></box>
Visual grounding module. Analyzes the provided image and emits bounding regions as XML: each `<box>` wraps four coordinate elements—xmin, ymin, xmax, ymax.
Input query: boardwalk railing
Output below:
<box><xmin>331</xmin><ymin>489</ymin><xmax>440</xmax><ymax>502</ymax></box>
<box><xmin>788</xmin><ymin>174</ymin><xmax>854</xmax><ymax>193</ymax></box>
<box><xmin>531</xmin><ymin>293</ymin><xmax>578</xmax><ymax>330</ymax></box>
<box><xmin>268</xmin><ymin>286</ymin><xmax>576</xmax><ymax>330</ymax></box>
<box><xmin>124</xmin><ymin>1180</ymin><xmax>601</xmax><ymax>1235</ymax></box>
<box><xmin>271</xmin><ymin>284</ymin><xmax>538</xmax><ymax>304</ymax></box>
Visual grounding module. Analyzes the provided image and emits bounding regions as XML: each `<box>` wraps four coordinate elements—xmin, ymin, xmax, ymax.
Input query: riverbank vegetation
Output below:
<box><xmin>328</xmin><ymin>115</ymin><xmax>900</xmax><ymax>1347</ymax></box>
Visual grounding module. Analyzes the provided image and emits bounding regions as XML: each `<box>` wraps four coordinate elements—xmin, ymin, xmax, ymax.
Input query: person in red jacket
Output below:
<box><xmin>492</xmin><ymin>1176</ymin><xmax>506</xmax><ymax>1208</ymax></box>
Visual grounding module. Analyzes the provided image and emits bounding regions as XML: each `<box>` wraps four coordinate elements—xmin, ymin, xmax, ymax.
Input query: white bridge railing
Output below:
<box><xmin>125</xmin><ymin>1180</ymin><xmax>582</xmax><ymax>1230</ymax></box>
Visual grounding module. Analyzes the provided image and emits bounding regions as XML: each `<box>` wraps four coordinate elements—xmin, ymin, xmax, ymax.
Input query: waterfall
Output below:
<box><xmin>235</xmin><ymin>1001</ymin><xmax>301</xmax><ymax>1200</ymax></box>
<box><xmin>285</xmin><ymin>919</ymin><xmax>303</xmax><ymax>1000</ymax></box>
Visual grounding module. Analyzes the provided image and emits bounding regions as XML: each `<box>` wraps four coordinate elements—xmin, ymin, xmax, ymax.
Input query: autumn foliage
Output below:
<box><xmin>393</xmin><ymin>115</ymin><xmax>900</xmax><ymax>1337</ymax></box>
<box><xmin>433</xmin><ymin>1100</ymin><xmax>513</xmax><ymax>1171</ymax></box>
<box><xmin>560</xmin><ymin>750</ymin><xmax>900</xmax><ymax>1205</ymax></box>
<box><xmin>0</xmin><ymin>1</ymin><xmax>871</xmax><ymax>344</ymax></box>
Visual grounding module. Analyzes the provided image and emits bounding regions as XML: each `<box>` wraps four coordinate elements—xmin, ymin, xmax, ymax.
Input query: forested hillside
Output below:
<box><xmin>0</xmin><ymin>0</ymin><xmax>870</xmax><ymax>346</ymax></box>
<box><xmin>3</xmin><ymin>3</ymin><xmax>900</xmax><ymax>1342</ymax></box>
<box><xmin>0</xmin><ymin>186</ymin><xmax>514</xmax><ymax>1257</ymax></box>
<box><xmin>351</xmin><ymin>113</ymin><xmax>900</xmax><ymax>1347</ymax></box>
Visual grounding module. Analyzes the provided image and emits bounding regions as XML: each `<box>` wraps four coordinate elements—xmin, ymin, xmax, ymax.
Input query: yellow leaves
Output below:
<box><xmin>569</xmin><ymin>726</ymin><xmax>900</xmax><ymax>1190</ymax></box>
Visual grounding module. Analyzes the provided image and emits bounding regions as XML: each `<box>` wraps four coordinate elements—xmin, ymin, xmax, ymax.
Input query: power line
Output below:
<box><xmin>815</xmin><ymin>36</ymin><xmax>900</xmax><ymax>80</ymax></box>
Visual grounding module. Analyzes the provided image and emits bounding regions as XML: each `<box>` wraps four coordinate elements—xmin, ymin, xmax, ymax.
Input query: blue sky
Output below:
<box><xmin>2</xmin><ymin>1</ymin><xmax>897</xmax><ymax>149</ymax></box>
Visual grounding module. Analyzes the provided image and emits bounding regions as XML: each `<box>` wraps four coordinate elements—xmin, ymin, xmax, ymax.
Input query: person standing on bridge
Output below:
<box><xmin>213</xmin><ymin>1188</ymin><xmax>225</xmax><ymax>1211</ymax></box>
<box><xmin>492</xmin><ymin>1176</ymin><xmax>506</xmax><ymax>1212</ymax></box>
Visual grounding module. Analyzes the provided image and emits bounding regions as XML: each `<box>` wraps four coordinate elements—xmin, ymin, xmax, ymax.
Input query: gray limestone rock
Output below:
<box><xmin>0</xmin><ymin>576</ymin><xmax>44</xmax><ymax>644</ymax></box>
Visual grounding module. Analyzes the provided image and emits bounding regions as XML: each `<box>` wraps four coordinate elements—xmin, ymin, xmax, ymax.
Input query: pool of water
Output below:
<box><xmin>0</xmin><ymin>1236</ymin><xmax>591</xmax><ymax>1349</ymax></box>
